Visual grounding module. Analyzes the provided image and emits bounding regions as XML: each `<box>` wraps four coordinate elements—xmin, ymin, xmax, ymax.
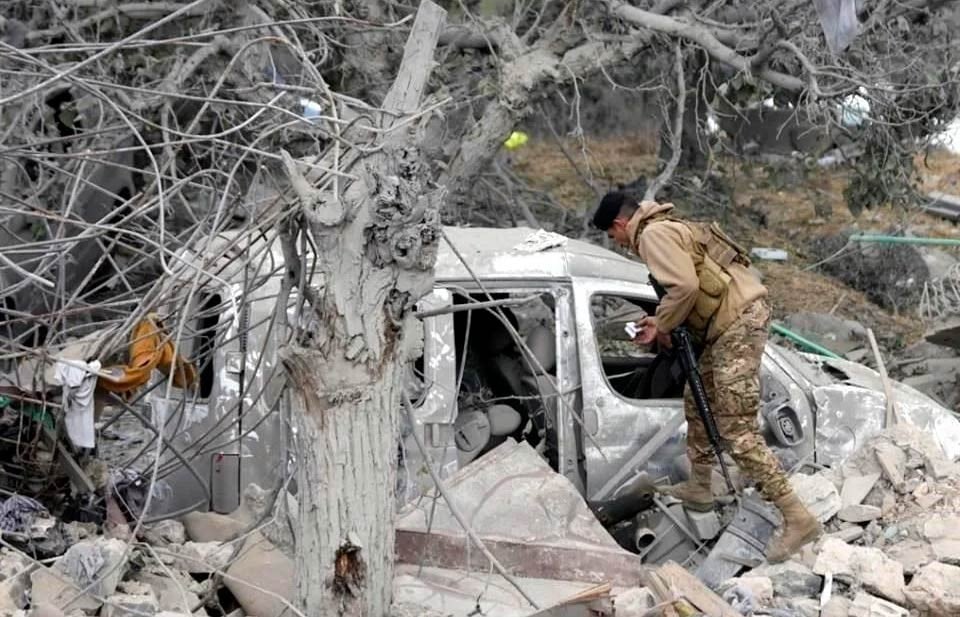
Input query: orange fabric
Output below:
<box><xmin>98</xmin><ymin>315</ymin><xmax>197</xmax><ymax>393</ymax></box>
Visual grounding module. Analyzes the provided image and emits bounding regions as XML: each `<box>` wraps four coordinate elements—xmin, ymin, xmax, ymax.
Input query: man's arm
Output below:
<box><xmin>636</xmin><ymin>222</ymin><xmax>699</xmax><ymax>334</ymax></box>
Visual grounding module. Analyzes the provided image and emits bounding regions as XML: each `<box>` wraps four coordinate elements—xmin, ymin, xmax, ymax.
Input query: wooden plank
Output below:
<box><xmin>395</xmin><ymin>528</ymin><xmax>646</xmax><ymax>587</ymax></box>
<box><xmin>657</xmin><ymin>562</ymin><xmax>743</xmax><ymax>617</ymax></box>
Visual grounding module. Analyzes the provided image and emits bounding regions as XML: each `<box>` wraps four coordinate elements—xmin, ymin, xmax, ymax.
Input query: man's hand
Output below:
<box><xmin>632</xmin><ymin>316</ymin><xmax>658</xmax><ymax>346</ymax></box>
<box><xmin>631</xmin><ymin>315</ymin><xmax>673</xmax><ymax>349</ymax></box>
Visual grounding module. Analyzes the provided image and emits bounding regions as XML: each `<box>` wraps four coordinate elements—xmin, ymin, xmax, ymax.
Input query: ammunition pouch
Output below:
<box><xmin>684</xmin><ymin>221</ymin><xmax>751</xmax><ymax>336</ymax></box>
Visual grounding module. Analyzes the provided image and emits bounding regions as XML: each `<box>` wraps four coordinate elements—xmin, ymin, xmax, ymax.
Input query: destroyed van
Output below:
<box><xmin>149</xmin><ymin>226</ymin><xmax>960</xmax><ymax>559</ymax></box>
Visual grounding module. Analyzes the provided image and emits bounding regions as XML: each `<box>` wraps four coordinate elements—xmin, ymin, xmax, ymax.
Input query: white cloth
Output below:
<box><xmin>55</xmin><ymin>359</ymin><xmax>100</xmax><ymax>448</ymax></box>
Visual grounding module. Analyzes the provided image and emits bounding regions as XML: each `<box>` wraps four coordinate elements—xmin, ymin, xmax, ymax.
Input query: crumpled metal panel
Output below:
<box><xmin>811</xmin><ymin>356</ymin><xmax>960</xmax><ymax>465</ymax></box>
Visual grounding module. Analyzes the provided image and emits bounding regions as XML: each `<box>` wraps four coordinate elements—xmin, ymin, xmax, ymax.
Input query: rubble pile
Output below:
<box><xmin>717</xmin><ymin>423</ymin><xmax>960</xmax><ymax>617</ymax></box>
<box><xmin>0</xmin><ymin>483</ymin><xmax>294</xmax><ymax>617</ymax></box>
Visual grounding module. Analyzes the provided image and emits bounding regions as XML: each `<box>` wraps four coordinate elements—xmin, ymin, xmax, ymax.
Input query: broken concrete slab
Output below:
<box><xmin>224</xmin><ymin>532</ymin><xmax>294</xmax><ymax>617</ymax></box>
<box><xmin>746</xmin><ymin>560</ymin><xmax>823</xmax><ymax>598</ymax></box>
<box><xmin>828</xmin><ymin>525</ymin><xmax>865</xmax><ymax>543</ymax></box>
<box><xmin>840</xmin><ymin>473</ymin><xmax>881</xmax><ymax>508</ymax></box>
<box><xmin>874</xmin><ymin>442</ymin><xmax>906</xmax><ymax>489</ymax></box>
<box><xmin>884</xmin><ymin>540</ymin><xmax>936</xmax><ymax>575</ymax></box>
<box><xmin>821</xmin><ymin>596</ymin><xmax>851</xmax><ymax>617</ymax></box>
<box><xmin>29</xmin><ymin>603</ymin><xmax>67</xmax><ymax>617</ymax></box>
<box><xmin>790</xmin><ymin>472</ymin><xmax>841</xmax><ymax>523</ymax></box>
<box><xmin>915</xmin><ymin>492</ymin><xmax>944</xmax><ymax>509</ymax></box>
<box><xmin>837</xmin><ymin>504</ymin><xmax>882</xmax><ymax>523</ymax></box>
<box><xmin>813</xmin><ymin>538</ymin><xmax>906</xmax><ymax>604</ymax></box>
<box><xmin>397</xmin><ymin>440</ymin><xmax>647</xmax><ymax>585</ymax></box>
<box><xmin>790</xmin><ymin>597</ymin><xmax>821</xmax><ymax>617</ymax></box>
<box><xmin>922</xmin><ymin>515</ymin><xmax>960</xmax><ymax>564</ymax></box>
<box><xmin>904</xmin><ymin>561</ymin><xmax>960</xmax><ymax>615</ymax></box>
<box><xmin>849</xmin><ymin>591</ymin><xmax>909</xmax><ymax>617</ymax></box>
<box><xmin>394</xmin><ymin>565</ymin><xmax>602</xmax><ymax>617</ymax></box>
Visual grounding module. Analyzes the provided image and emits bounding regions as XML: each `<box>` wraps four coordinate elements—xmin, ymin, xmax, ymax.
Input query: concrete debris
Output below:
<box><xmin>884</xmin><ymin>540</ymin><xmax>935</xmax><ymax>575</ymax></box>
<box><xmin>904</xmin><ymin>561</ymin><xmax>960</xmax><ymax>615</ymax></box>
<box><xmin>790</xmin><ymin>471</ymin><xmax>842</xmax><ymax>523</ymax></box>
<box><xmin>849</xmin><ymin>591</ymin><xmax>909</xmax><ymax>617</ymax></box>
<box><xmin>813</xmin><ymin>539</ymin><xmax>906</xmax><ymax>604</ymax></box>
<box><xmin>837</xmin><ymin>504</ymin><xmax>882</xmax><ymax>522</ymax></box>
<box><xmin>101</xmin><ymin>585</ymin><xmax>160</xmax><ymax>617</ymax></box>
<box><xmin>720</xmin><ymin>575</ymin><xmax>773</xmax><ymax>606</ymax></box>
<box><xmin>223</xmin><ymin>532</ymin><xmax>294</xmax><ymax>617</ymax></box>
<box><xmin>133</xmin><ymin>571</ymin><xmax>203</xmax><ymax>615</ymax></box>
<box><xmin>840</xmin><ymin>473</ymin><xmax>881</xmax><ymax>508</ymax></box>
<box><xmin>874</xmin><ymin>442</ymin><xmax>907</xmax><ymax>489</ymax></box>
<box><xmin>828</xmin><ymin>525</ymin><xmax>865</xmax><ymax>543</ymax></box>
<box><xmin>142</xmin><ymin>521</ymin><xmax>187</xmax><ymax>546</ymax></box>
<box><xmin>747</xmin><ymin>560</ymin><xmax>823</xmax><ymax>598</ymax></box>
<box><xmin>922</xmin><ymin>515</ymin><xmax>960</xmax><ymax>564</ymax></box>
<box><xmin>30</xmin><ymin>537</ymin><xmax>128</xmax><ymax>612</ymax></box>
<box><xmin>170</xmin><ymin>542</ymin><xmax>234</xmax><ymax>574</ymax></box>
<box><xmin>29</xmin><ymin>603</ymin><xmax>67</xmax><ymax>617</ymax></box>
<box><xmin>822</xmin><ymin>595</ymin><xmax>851</xmax><ymax>617</ymax></box>
<box><xmin>180</xmin><ymin>512</ymin><xmax>245</xmax><ymax>543</ymax></box>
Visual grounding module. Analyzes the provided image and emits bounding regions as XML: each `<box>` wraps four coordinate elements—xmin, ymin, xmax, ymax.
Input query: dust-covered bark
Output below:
<box><xmin>277</xmin><ymin>4</ymin><xmax>445</xmax><ymax>615</ymax></box>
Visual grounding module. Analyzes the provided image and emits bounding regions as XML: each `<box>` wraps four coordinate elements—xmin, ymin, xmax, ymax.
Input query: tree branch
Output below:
<box><xmin>645</xmin><ymin>42</ymin><xmax>685</xmax><ymax>201</ymax></box>
<box><xmin>603</xmin><ymin>0</ymin><xmax>807</xmax><ymax>92</ymax></box>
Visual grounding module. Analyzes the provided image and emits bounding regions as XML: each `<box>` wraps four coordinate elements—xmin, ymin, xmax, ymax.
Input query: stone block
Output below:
<box><xmin>905</xmin><ymin>561</ymin><xmax>960</xmax><ymax>615</ymax></box>
<box><xmin>841</xmin><ymin>473</ymin><xmax>881</xmax><ymax>508</ymax></box>
<box><xmin>813</xmin><ymin>538</ymin><xmax>905</xmax><ymax>605</ymax></box>
<box><xmin>790</xmin><ymin>472</ymin><xmax>841</xmax><ymax>523</ymax></box>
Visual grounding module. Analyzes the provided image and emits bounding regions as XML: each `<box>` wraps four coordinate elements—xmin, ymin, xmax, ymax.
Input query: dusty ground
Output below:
<box><xmin>511</xmin><ymin>137</ymin><xmax>960</xmax><ymax>348</ymax></box>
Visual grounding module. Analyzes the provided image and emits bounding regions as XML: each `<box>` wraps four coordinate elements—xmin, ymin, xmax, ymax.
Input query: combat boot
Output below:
<box><xmin>660</xmin><ymin>463</ymin><xmax>715</xmax><ymax>511</ymax></box>
<box><xmin>766</xmin><ymin>491</ymin><xmax>822</xmax><ymax>563</ymax></box>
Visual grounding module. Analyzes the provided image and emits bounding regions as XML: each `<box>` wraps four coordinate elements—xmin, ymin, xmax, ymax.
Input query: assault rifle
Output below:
<box><xmin>648</xmin><ymin>274</ymin><xmax>737</xmax><ymax>494</ymax></box>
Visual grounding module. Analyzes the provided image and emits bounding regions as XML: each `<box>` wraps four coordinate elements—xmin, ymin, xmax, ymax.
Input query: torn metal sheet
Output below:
<box><xmin>811</xmin><ymin>355</ymin><xmax>960</xmax><ymax>465</ymax></box>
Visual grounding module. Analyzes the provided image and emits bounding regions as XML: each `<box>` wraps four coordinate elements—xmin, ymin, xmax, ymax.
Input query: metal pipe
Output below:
<box><xmin>770</xmin><ymin>323</ymin><xmax>843</xmax><ymax>359</ymax></box>
<box><xmin>849</xmin><ymin>234</ymin><xmax>960</xmax><ymax>247</ymax></box>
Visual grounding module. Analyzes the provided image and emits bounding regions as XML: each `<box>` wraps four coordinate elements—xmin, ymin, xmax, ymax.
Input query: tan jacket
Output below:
<box><xmin>626</xmin><ymin>201</ymin><xmax>767</xmax><ymax>342</ymax></box>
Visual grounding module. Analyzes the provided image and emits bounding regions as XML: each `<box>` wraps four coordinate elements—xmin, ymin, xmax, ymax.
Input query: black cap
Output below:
<box><xmin>592</xmin><ymin>191</ymin><xmax>628</xmax><ymax>231</ymax></box>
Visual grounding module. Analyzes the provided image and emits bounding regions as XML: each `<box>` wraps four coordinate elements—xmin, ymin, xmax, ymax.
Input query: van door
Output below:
<box><xmin>571</xmin><ymin>279</ymin><xmax>688</xmax><ymax>502</ymax></box>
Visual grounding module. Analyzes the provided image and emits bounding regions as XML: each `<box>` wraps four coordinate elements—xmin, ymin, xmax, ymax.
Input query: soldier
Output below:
<box><xmin>591</xmin><ymin>190</ymin><xmax>821</xmax><ymax>563</ymax></box>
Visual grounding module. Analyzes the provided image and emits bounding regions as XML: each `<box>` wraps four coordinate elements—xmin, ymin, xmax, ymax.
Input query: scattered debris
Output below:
<box><xmin>751</xmin><ymin>247</ymin><xmax>789</xmax><ymax>261</ymax></box>
<box><xmin>790</xmin><ymin>471</ymin><xmax>842</xmax><ymax>523</ymax></box>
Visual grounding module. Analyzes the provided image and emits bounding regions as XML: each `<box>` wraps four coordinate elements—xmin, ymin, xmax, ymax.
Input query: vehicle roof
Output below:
<box><xmin>180</xmin><ymin>226</ymin><xmax>651</xmax><ymax>287</ymax></box>
<box><xmin>437</xmin><ymin>226</ymin><xmax>650</xmax><ymax>284</ymax></box>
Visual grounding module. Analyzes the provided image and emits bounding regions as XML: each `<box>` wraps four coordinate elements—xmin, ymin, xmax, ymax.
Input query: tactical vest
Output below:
<box><xmin>646</xmin><ymin>216</ymin><xmax>752</xmax><ymax>336</ymax></box>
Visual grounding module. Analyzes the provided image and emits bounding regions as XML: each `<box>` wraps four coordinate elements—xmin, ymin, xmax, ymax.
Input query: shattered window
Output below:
<box><xmin>590</xmin><ymin>294</ymin><xmax>684</xmax><ymax>400</ymax></box>
<box><xmin>450</xmin><ymin>290</ymin><xmax>560</xmax><ymax>467</ymax></box>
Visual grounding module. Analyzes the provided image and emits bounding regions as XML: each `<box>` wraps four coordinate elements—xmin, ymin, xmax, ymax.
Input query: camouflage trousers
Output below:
<box><xmin>683</xmin><ymin>299</ymin><xmax>791</xmax><ymax>501</ymax></box>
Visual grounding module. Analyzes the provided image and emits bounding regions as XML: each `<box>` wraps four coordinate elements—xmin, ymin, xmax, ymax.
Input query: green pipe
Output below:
<box><xmin>849</xmin><ymin>234</ymin><xmax>960</xmax><ymax>247</ymax></box>
<box><xmin>770</xmin><ymin>322</ymin><xmax>843</xmax><ymax>359</ymax></box>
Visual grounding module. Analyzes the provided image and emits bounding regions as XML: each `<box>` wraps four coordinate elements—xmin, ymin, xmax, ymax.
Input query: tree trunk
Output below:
<box><xmin>284</xmin><ymin>351</ymin><xmax>402</xmax><ymax>617</ymax></box>
<box><xmin>279</xmin><ymin>4</ymin><xmax>446</xmax><ymax>616</ymax></box>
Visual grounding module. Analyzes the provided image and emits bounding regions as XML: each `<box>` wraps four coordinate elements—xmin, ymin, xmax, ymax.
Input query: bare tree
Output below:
<box><xmin>1</xmin><ymin>2</ymin><xmax>959</xmax><ymax>616</ymax></box>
